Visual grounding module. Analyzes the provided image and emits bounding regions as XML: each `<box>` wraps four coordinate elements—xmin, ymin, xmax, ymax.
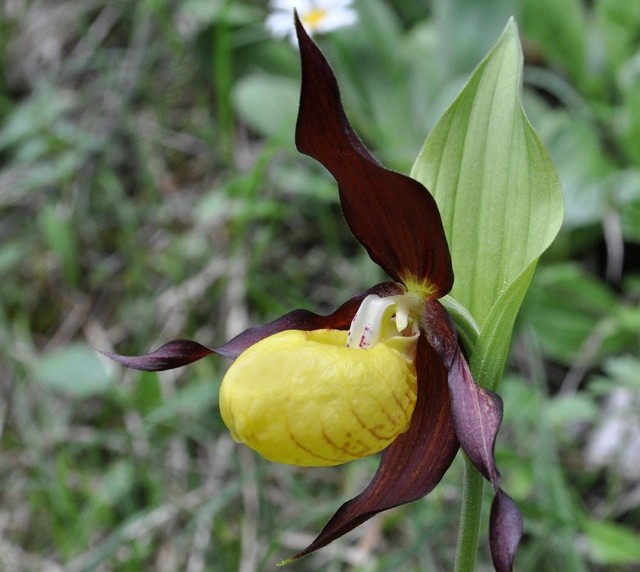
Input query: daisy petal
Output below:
<box><xmin>294</xmin><ymin>15</ymin><xmax>453</xmax><ymax>295</ymax></box>
<box><xmin>287</xmin><ymin>334</ymin><xmax>459</xmax><ymax>562</ymax></box>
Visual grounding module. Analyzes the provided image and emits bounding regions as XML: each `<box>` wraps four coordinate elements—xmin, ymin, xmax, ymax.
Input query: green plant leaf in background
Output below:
<box><xmin>595</xmin><ymin>0</ymin><xmax>640</xmax><ymax>74</ymax></box>
<box><xmin>412</xmin><ymin>18</ymin><xmax>563</xmax><ymax>387</ymax></box>
<box><xmin>233</xmin><ymin>74</ymin><xmax>299</xmax><ymax>140</ymax></box>
<box><xmin>583</xmin><ymin>519</ymin><xmax>640</xmax><ymax>565</ymax></box>
<box><xmin>524</xmin><ymin>263</ymin><xmax>627</xmax><ymax>365</ymax></box>
<box><xmin>38</xmin><ymin>203</ymin><xmax>80</xmax><ymax>286</ymax></box>
<box><xmin>34</xmin><ymin>343</ymin><xmax>113</xmax><ymax>398</ymax></box>
<box><xmin>520</xmin><ymin>0</ymin><xmax>587</xmax><ymax>89</ymax></box>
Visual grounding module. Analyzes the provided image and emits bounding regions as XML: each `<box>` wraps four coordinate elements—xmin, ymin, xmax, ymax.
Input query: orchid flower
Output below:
<box><xmin>106</xmin><ymin>16</ymin><xmax>523</xmax><ymax>571</ymax></box>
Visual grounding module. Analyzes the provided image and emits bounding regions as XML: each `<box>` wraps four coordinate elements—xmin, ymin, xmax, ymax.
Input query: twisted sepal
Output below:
<box><xmin>101</xmin><ymin>339</ymin><xmax>215</xmax><ymax>372</ymax></box>
<box><xmin>490</xmin><ymin>489</ymin><xmax>523</xmax><ymax>572</ymax></box>
<box><xmin>103</xmin><ymin>283</ymin><xmax>403</xmax><ymax>370</ymax></box>
<box><xmin>422</xmin><ymin>299</ymin><xmax>522</xmax><ymax>570</ymax></box>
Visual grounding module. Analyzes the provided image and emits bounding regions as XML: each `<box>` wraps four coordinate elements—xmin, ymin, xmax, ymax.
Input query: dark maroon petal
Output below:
<box><xmin>490</xmin><ymin>489</ymin><xmax>523</xmax><ymax>572</ymax></box>
<box><xmin>443</xmin><ymin>349</ymin><xmax>522</xmax><ymax>566</ymax></box>
<box><xmin>101</xmin><ymin>339</ymin><xmax>215</xmax><ymax>372</ymax></box>
<box><xmin>288</xmin><ymin>334</ymin><xmax>459</xmax><ymax>562</ymax></box>
<box><xmin>448</xmin><ymin>348</ymin><xmax>503</xmax><ymax>487</ymax></box>
<box><xmin>422</xmin><ymin>299</ymin><xmax>523</xmax><ymax>569</ymax></box>
<box><xmin>104</xmin><ymin>283</ymin><xmax>403</xmax><ymax>370</ymax></box>
<box><xmin>422</xmin><ymin>299</ymin><xmax>501</xmax><ymax>488</ymax></box>
<box><xmin>422</xmin><ymin>298</ymin><xmax>459</xmax><ymax>366</ymax></box>
<box><xmin>294</xmin><ymin>16</ymin><xmax>453</xmax><ymax>295</ymax></box>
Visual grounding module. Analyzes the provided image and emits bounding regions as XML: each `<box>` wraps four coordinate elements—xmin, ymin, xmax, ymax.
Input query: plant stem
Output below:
<box><xmin>454</xmin><ymin>458</ymin><xmax>485</xmax><ymax>572</ymax></box>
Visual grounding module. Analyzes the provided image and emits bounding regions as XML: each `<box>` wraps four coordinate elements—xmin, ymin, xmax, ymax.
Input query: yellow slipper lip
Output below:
<box><xmin>219</xmin><ymin>328</ymin><xmax>418</xmax><ymax>466</ymax></box>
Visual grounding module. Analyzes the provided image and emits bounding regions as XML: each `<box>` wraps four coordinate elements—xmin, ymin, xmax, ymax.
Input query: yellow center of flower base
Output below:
<box><xmin>219</xmin><ymin>294</ymin><xmax>421</xmax><ymax>466</ymax></box>
<box><xmin>303</xmin><ymin>9</ymin><xmax>327</xmax><ymax>30</ymax></box>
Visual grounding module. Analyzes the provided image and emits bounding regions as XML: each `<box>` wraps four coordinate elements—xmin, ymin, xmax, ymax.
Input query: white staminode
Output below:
<box><xmin>266</xmin><ymin>0</ymin><xmax>358</xmax><ymax>44</ymax></box>
<box><xmin>347</xmin><ymin>294</ymin><xmax>419</xmax><ymax>353</ymax></box>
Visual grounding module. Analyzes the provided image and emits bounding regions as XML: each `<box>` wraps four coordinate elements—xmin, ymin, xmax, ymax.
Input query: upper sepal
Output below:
<box><xmin>294</xmin><ymin>16</ymin><xmax>453</xmax><ymax>296</ymax></box>
<box><xmin>286</xmin><ymin>334</ymin><xmax>459</xmax><ymax>562</ymax></box>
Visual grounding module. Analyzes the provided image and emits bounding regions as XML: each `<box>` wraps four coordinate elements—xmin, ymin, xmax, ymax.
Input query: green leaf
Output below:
<box><xmin>411</xmin><ymin>19</ymin><xmax>563</xmax><ymax>344</ymax></box>
<box><xmin>131</xmin><ymin>371</ymin><xmax>163</xmax><ymax>414</ymax></box>
<box><xmin>524</xmin><ymin>104</ymin><xmax>613</xmax><ymax>228</ymax></box>
<box><xmin>233</xmin><ymin>74</ymin><xmax>299</xmax><ymax>140</ymax></box>
<box><xmin>432</xmin><ymin>0</ymin><xmax>516</xmax><ymax>75</ymax></box>
<box><xmin>546</xmin><ymin>394</ymin><xmax>598</xmax><ymax>430</ymax></box>
<box><xmin>591</xmin><ymin>355</ymin><xmax>640</xmax><ymax>393</ymax></box>
<box><xmin>520</xmin><ymin>0</ymin><xmax>587</xmax><ymax>87</ymax></box>
<box><xmin>595</xmin><ymin>0</ymin><xmax>640</xmax><ymax>74</ymax></box>
<box><xmin>618</xmin><ymin>65</ymin><xmax>640</xmax><ymax>166</ymax></box>
<box><xmin>144</xmin><ymin>379</ymin><xmax>217</xmax><ymax>428</ymax></box>
<box><xmin>524</xmin><ymin>263</ymin><xmax>636</xmax><ymax>365</ymax></box>
<box><xmin>583</xmin><ymin>519</ymin><xmax>640</xmax><ymax>565</ymax></box>
<box><xmin>38</xmin><ymin>203</ymin><xmax>80</xmax><ymax>286</ymax></box>
<box><xmin>176</xmin><ymin>0</ymin><xmax>259</xmax><ymax>29</ymax></box>
<box><xmin>470</xmin><ymin>261</ymin><xmax>537</xmax><ymax>391</ymax></box>
<box><xmin>34</xmin><ymin>343</ymin><xmax>113</xmax><ymax>398</ymax></box>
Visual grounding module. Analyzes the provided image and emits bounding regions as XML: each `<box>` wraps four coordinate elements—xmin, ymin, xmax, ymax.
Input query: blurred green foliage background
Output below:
<box><xmin>1</xmin><ymin>0</ymin><xmax>639</xmax><ymax>570</ymax></box>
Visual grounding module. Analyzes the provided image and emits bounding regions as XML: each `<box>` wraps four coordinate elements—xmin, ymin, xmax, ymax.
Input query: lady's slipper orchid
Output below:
<box><xmin>106</xmin><ymin>16</ymin><xmax>523</xmax><ymax>571</ymax></box>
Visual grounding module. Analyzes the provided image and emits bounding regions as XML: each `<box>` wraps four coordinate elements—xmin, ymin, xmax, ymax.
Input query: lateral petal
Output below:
<box><xmin>286</xmin><ymin>334</ymin><xmax>459</xmax><ymax>562</ymax></box>
<box><xmin>103</xmin><ymin>282</ymin><xmax>403</xmax><ymax>370</ymax></box>
<box><xmin>422</xmin><ymin>299</ymin><xmax>501</xmax><ymax>488</ymax></box>
<box><xmin>422</xmin><ymin>298</ymin><xmax>523</xmax><ymax>568</ymax></box>
<box><xmin>294</xmin><ymin>16</ymin><xmax>453</xmax><ymax>295</ymax></box>
<box><xmin>447</xmin><ymin>348</ymin><xmax>502</xmax><ymax>487</ymax></box>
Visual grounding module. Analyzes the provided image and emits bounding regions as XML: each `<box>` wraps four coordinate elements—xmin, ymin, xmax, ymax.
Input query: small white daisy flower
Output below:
<box><xmin>266</xmin><ymin>0</ymin><xmax>358</xmax><ymax>44</ymax></box>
